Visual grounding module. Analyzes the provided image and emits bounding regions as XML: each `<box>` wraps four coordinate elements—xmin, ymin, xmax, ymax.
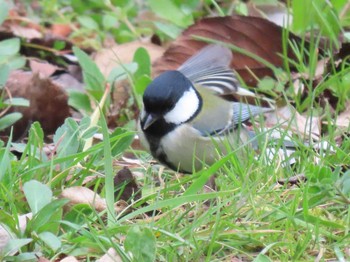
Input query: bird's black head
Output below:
<box><xmin>141</xmin><ymin>70</ymin><xmax>202</xmax><ymax>131</ymax></box>
<box><xmin>143</xmin><ymin>70</ymin><xmax>192</xmax><ymax>115</ymax></box>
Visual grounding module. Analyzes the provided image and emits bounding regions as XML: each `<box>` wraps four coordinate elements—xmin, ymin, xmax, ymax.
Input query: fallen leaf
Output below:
<box><xmin>153</xmin><ymin>15</ymin><xmax>315</xmax><ymax>87</ymax></box>
<box><xmin>114</xmin><ymin>167</ymin><xmax>141</xmax><ymax>202</ymax></box>
<box><xmin>97</xmin><ymin>248</ymin><xmax>123</xmax><ymax>262</ymax></box>
<box><xmin>60</xmin><ymin>186</ymin><xmax>107</xmax><ymax>212</ymax></box>
<box><xmin>60</xmin><ymin>256</ymin><xmax>79</xmax><ymax>262</ymax></box>
<box><xmin>1</xmin><ymin>11</ymin><xmax>43</xmax><ymax>39</ymax></box>
<box><xmin>0</xmin><ymin>213</ymin><xmax>32</xmax><ymax>254</ymax></box>
<box><xmin>94</xmin><ymin>41</ymin><xmax>164</xmax><ymax>77</ymax></box>
<box><xmin>50</xmin><ymin>23</ymin><xmax>72</xmax><ymax>38</ymax></box>
<box><xmin>29</xmin><ymin>59</ymin><xmax>61</xmax><ymax>78</ymax></box>
<box><xmin>265</xmin><ymin>105</ymin><xmax>321</xmax><ymax>140</ymax></box>
<box><xmin>114</xmin><ymin>200</ymin><xmax>134</xmax><ymax>215</ymax></box>
<box><xmin>247</xmin><ymin>3</ymin><xmax>292</xmax><ymax>27</ymax></box>
<box><xmin>2</xmin><ymin>71</ymin><xmax>71</xmax><ymax>140</ymax></box>
<box><xmin>278</xmin><ymin>173</ymin><xmax>307</xmax><ymax>186</ymax></box>
<box><xmin>8</xmin><ymin>23</ymin><xmax>42</xmax><ymax>39</ymax></box>
<box><xmin>336</xmin><ymin>101</ymin><xmax>350</xmax><ymax>128</ymax></box>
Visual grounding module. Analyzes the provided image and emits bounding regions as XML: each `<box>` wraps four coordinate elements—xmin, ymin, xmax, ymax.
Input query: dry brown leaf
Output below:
<box><xmin>52</xmin><ymin>72</ymin><xmax>85</xmax><ymax>93</ymax></box>
<box><xmin>247</xmin><ymin>3</ymin><xmax>291</xmax><ymax>27</ymax></box>
<box><xmin>9</xmin><ymin>23</ymin><xmax>42</xmax><ymax>39</ymax></box>
<box><xmin>50</xmin><ymin>23</ymin><xmax>72</xmax><ymax>38</ymax></box>
<box><xmin>60</xmin><ymin>256</ymin><xmax>79</xmax><ymax>262</ymax></box>
<box><xmin>114</xmin><ymin>200</ymin><xmax>134</xmax><ymax>215</ymax></box>
<box><xmin>94</xmin><ymin>41</ymin><xmax>164</xmax><ymax>129</ymax></box>
<box><xmin>0</xmin><ymin>10</ymin><xmax>43</xmax><ymax>39</ymax></box>
<box><xmin>278</xmin><ymin>173</ymin><xmax>307</xmax><ymax>186</ymax></box>
<box><xmin>153</xmin><ymin>15</ymin><xmax>312</xmax><ymax>87</ymax></box>
<box><xmin>336</xmin><ymin>101</ymin><xmax>350</xmax><ymax>128</ymax></box>
<box><xmin>60</xmin><ymin>186</ymin><xmax>107</xmax><ymax>212</ymax></box>
<box><xmin>60</xmin><ymin>186</ymin><xmax>136</xmax><ymax>215</ymax></box>
<box><xmin>114</xmin><ymin>167</ymin><xmax>141</xmax><ymax>202</ymax></box>
<box><xmin>265</xmin><ymin>105</ymin><xmax>321</xmax><ymax>140</ymax></box>
<box><xmin>97</xmin><ymin>248</ymin><xmax>123</xmax><ymax>262</ymax></box>
<box><xmin>2</xmin><ymin>71</ymin><xmax>71</xmax><ymax>140</ymax></box>
<box><xmin>29</xmin><ymin>59</ymin><xmax>61</xmax><ymax>78</ymax></box>
<box><xmin>0</xmin><ymin>213</ymin><xmax>32</xmax><ymax>254</ymax></box>
<box><xmin>94</xmin><ymin>41</ymin><xmax>164</xmax><ymax>77</ymax></box>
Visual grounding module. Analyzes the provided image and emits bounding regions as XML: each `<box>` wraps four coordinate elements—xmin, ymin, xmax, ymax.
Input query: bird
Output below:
<box><xmin>139</xmin><ymin>44</ymin><xmax>274</xmax><ymax>173</ymax></box>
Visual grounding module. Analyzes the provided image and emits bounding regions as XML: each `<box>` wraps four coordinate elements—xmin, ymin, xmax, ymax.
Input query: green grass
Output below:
<box><xmin>1</xmin><ymin>0</ymin><xmax>350</xmax><ymax>261</ymax></box>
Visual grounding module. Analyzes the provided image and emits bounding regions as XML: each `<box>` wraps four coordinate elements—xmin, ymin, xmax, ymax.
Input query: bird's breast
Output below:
<box><xmin>159</xmin><ymin>124</ymin><xmax>235</xmax><ymax>173</ymax></box>
<box><xmin>139</xmin><ymin>120</ymin><xmax>250</xmax><ymax>173</ymax></box>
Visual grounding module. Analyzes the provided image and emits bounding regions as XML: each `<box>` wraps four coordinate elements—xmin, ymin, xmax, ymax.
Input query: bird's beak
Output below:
<box><xmin>142</xmin><ymin>113</ymin><xmax>158</xmax><ymax>130</ymax></box>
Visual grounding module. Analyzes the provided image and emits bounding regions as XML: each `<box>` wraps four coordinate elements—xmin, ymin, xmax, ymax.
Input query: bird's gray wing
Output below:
<box><xmin>178</xmin><ymin>44</ymin><xmax>254</xmax><ymax>97</ymax></box>
<box><xmin>204</xmin><ymin>103</ymin><xmax>273</xmax><ymax>136</ymax></box>
<box><xmin>191</xmin><ymin>98</ymin><xmax>273</xmax><ymax>136</ymax></box>
<box><xmin>180</xmin><ymin>45</ymin><xmax>273</xmax><ymax>136</ymax></box>
<box><xmin>232</xmin><ymin>103</ymin><xmax>273</xmax><ymax>126</ymax></box>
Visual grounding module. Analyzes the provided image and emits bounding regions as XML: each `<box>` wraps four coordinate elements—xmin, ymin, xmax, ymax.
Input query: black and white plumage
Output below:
<box><xmin>139</xmin><ymin>45</ymin><xmax>272</xmax><ymax>173</ymax></box>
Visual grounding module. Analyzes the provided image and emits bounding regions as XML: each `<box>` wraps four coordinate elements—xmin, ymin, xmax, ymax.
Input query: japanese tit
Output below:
<box><xmin>139</xmin><ymin>45</ymin><xmax>272</xmax><ymax>173</ymax></box>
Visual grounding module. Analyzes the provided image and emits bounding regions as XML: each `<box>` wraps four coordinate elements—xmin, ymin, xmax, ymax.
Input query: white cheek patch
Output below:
<box><xmin>164</xmin><ymin>88</ymin><xmax>200</xmax><ymax>124</ymax></box>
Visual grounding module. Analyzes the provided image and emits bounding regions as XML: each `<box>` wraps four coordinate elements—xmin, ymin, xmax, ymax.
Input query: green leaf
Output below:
<box><xmin>18</xmin><ymin>121</ymin><xmax>47</xmax><ymax>161</ymax></box>
<box><xmin>28</xmin><ymin>122</ymin><xmax>44</xmax><ymax>146</ymax></box>
<box><xmin>0</xmin><ymin>0</ymin><xmax>9</xmax><ymax>25</ymax></box>
<box><xmin>53</xmin><ymin>40</ymin><xmax>66</xmax><ymax>51</ymax></box>
<box><xmin>119</xmin><ymin>190</ymin><xmax>234</xmax><ymax>223</ymax></box>
<box><xmin>68</xmin><ymin>90</ymin><xmax>92</xmax><ymax>112</ymax></box>
<box><xmin>8</xmin><ymin>56</ymin><xmax>26</xmax><ymax>70</ymax></box>
<box><xmin>124</xmin><ymin>226</ymin><xmax>156</xmax><ymax>262</ymax></box>
<box><xmin>73</xmin><ymin>47</ymin><xmax>105</xmax><ymax>98</ymax></box>
<box><xmin>0</xmin><ymin>38</ymin><xmax>20</xmax><ymax>56</ymax></box>
<box><xmin>148</xmin><ymin>0</ymin><xmax>194</xmax><ymax>28</ymax></box>
<box><xmin>62</xmin><ymin>204</ymin><xmax>94</xmax><ymax>228</ymax></box>
<box><xmin>0</xmin><ymin>210</ymin><xmax>17</xmax><ymax>234</ymax></box>
<box><xmin>1</xmin><ymin>238</ymin><xmax>32</xmax><ymax>257</ymax></box>
<box><xmin>334</xmin><ymin>244</ymin><xmax>346</xmax><ymax>262</ymax></box>
<box><xmin>0</xmin><ymin>132</ymin><xmax>13</xmax><ymax>182</ymax></box>
<box><xmin>102</xmin><ymin>13</ymin><xmax>118</xmax><ymax>29</ymax></box>
<box><xmin>53</xmin><ymin>118</ymin><xmax>81</xmax><ymax>167</ymax></box>
<box><xmin>27</xmin><ymin>199</ymin><xmax>68</xmax><ymax>233</ymax></box>
<box><xmin>77</xmin><ymin>16</ymin><xmax>99</xmax><ymax>30</ymax></box>
<box><xmin>235</xmin><ymin>2</ymin><xmax>248</xmax><ymax>15</ymax></box>
<box><xmin>332</xmin><ymin>0</ymin><xmax>348</xmax><ymax>12</ymax></box>
<box><xmin>134</xmin><ymin>75</ymin><xmax>152</xmax><ymax>96</ymax></box>
<box><xmin>23</xmin><ymin>180</ymin><xmax>52</xmax><ymax>215</ymax></box>
<box><xmin>107</xmin><ymin>62</ymin><xmax>138</xmax><ymax>84</ymax></box>
<box><xmin>133</xmin><ymin>47</ymin><xmax>151</xmax><ymax>80</ymax></box>
<box><xmin>258</xmin><ymin>77</ymin><xmax>276</xmax><ymax>92</ymax></box>
<box><xmin>153</xmin><ymin>21</ymin><xmax>182</xmax><ymax>39</ymax></box>
<box><xmin>38</xmin><ymin>232</ymin><xmax>61</xmax><ymax>252</ymax></box>
<box><xmin>0</xmin><ymin>64</ymin><xmax>10</xmax><ymax>87</ymax></box>
<box><xmin>7</xmin><ymin>252</ymin><xmax>37</xmax><ymax>260</ymax></box>
<box><xmin>183</xmin><ymin>149</ymin><xmax>237</xmax><ymax>196</ymax></box>
<box><xmin>3</xmin><ymin>97</ymin><xmax>30</xmax><ymax>107</ymax></box>
<box><xmin>337</xmin><ymin>170</ymin><xmax>350</xmax><ymax>195</ymax></box>
<box><xmin>253</xmin><ymin>254</ymin><xmax>272</xmax><ymax>262</ymax></box>
<box><xmin>81</xmin><ymin>126</ymin><xmax>99</xmax><ymax>140</ymax></box>
<box><xmin>101</xmin><ymin>108</ymin><xmax>115</xmax><ymax>224</ymax></box>
<box><xmin>11</xmin><ymin>142</ymin><xmax>46</xmax><ymax>161</ymax></box>
<box><xmin>110</xmin><ymin>128</ymin><xmax>135</xmax><ymax>157</ymax></box>
<box><xmin>79</xmin><ymin>116</ymin><xmax>91</xmax><ymax>130</ymax></box>
<box><xmin>292</xmin><ymin>0</ymin><xmax>341</xmax><ymax>47</ymax></box>
<box><xmin>0</xmin><ymin>112</ymin><xmax>22</xmax><ymax>130</ymax></box>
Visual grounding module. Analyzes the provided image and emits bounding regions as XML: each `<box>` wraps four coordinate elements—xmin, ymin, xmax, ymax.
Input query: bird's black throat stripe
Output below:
<box><xmin>143</xmin><ymin>118</ymin><xmax>177</xmax><ymax>167</ymax></box>
<box><xmin>143</xmin><ymin>118</ymin><xmax>193</xmax><ymax>173</ymax></box>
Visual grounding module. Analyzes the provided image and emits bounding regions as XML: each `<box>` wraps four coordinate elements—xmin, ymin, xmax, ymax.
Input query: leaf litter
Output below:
<box><xmin>1</xmin><ymin>2</ymin><xmax>350</xmax><ymax>261</ymax></box>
